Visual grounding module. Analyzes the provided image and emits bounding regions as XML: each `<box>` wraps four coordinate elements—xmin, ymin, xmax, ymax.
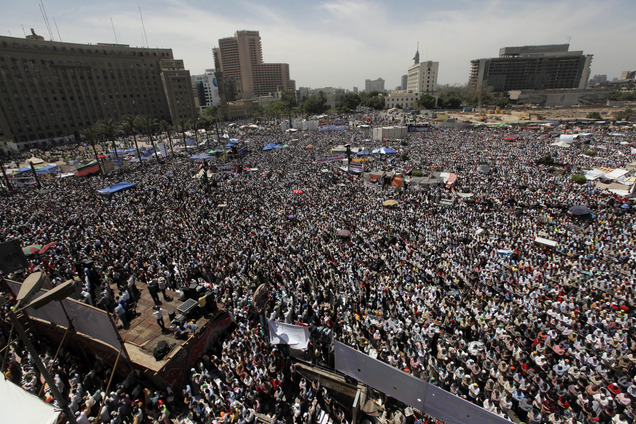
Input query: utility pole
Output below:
<box><xmin>8</xmin><ymin>308</ymin><xmax>78</xmax><ymax>424</ymax></box>
<box><xmin>29</xmin><ymin>162</ymin><xmax>41</xmax><ymax>188</ymax></box>
<box><xmin>1</xmin><ymin>161</ymin><xmax>13</xmax><ymax>192</ymax></box>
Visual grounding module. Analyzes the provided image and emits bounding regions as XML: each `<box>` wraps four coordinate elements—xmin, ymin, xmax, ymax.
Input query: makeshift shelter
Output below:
<box><xmin>0</xmin><ymin>377</ymin><xmax>60</xmax><ymax>424</ymax></box>
<box><xmin>97</xmin><ymin>182</ymin><xmax>138</xmax><ymax>195</ymax></box>
<box><xmin>372</xmin><ymin>147</ymin><xmax>398</xmax><ymax>155</ymax></box>
<box><xmin>189</xmin><ymin>153</ymin><xmax>212</xmax><ymax>161</ymax></box>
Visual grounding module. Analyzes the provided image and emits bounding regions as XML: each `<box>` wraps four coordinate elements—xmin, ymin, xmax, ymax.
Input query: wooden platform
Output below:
<box><xmin>117</xmin><ymin>283</ymin><xmax>213</xmax><ymax>371</ymax></box>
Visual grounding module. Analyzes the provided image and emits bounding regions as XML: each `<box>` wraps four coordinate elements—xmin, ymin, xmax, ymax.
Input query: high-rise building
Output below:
<box><xmin>407</xmin><ymin>62</ymin><xmax>439</xmax><ymax>94</ymax></box>
<box><xmin>192</xmin><ymin>70</ymin><xmax>220</xmax><ymax>112</ymax></box>
<box><xmin>469</xmin><ymin>44</ymin><xmax>593</xmax><ymax>92</ymax></box>
<box><xmin>0</xmin><ymin>34</ymin><xmax>196</xmax><ymax>145</ymax></box>
<box><xmin>400</xmin><ymin>75</ymin><xmax>408</xmax><ymax>91</ymax></box>
<box><xmin>213</xmin><ymin>30</ymin><xmax>295</xmax><ymax>100</ymax></box>
<box><xmin>365</xmin><ymin>78</ymin><xmax>385</xmax><ymax>92</ymax></box>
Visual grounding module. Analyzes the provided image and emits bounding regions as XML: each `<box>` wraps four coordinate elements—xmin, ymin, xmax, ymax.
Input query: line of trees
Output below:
<box><xmin>78</xmin><ymin>113</ymin><xmax>220</xmax><ymax>164</ymax></box>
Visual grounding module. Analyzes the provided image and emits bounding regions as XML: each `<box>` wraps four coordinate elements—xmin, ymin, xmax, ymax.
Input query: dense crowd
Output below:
<box><xmin>1</xmin><ymin>116</ymin><xmax>635</xmax><ymax>424</ymax></box>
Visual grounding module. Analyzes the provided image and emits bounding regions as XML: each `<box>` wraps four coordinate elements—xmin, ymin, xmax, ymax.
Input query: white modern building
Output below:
<box><xmin>192</xmin><ymin>69</ymin><xmax>220</xmax><ymax>112</ymax></box>
<box><xmin>407</xmin><ymin>60</ymin><xmax>439</xmax><ymax>94</ymax></box>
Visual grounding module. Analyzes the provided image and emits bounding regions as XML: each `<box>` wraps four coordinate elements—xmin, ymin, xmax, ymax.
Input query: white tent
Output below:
<box><xmin>558</xmin><ymin>134</ymin><xmax>578</xmax><ymax>142</ymax></box>
<box><xmin>0</xmin><ymin>376</ymin><xmax>60</xmax><ymax>424</ymax></box>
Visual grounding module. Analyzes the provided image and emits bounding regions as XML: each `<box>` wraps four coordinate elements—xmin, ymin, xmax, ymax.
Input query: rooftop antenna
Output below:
<box><xmin>139</xmin><ymin>6</ymin><xmax>149</xmax><ymax>48</ymax></box>
<box><xmin>53</xmin><ymin>17</ymin><xmax>62</xmax><ymax>41</ymax></box>
<box><xmin>21</xmin><ymin>25</ymin><xmax>27</xmax><ymax>37</ymax></box>
<box><xmin>39</xmin><ymin>0</ymin><xmax>54</xmax><ymax>40</ymax></box>
<box><xmin>110</xmin><ymin>17</ymin><xmax>118</xmax><ymax>44</ymax></box>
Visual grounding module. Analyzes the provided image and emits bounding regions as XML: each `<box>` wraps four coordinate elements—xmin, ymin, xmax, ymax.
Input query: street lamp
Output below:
<box><xmin>8</xmin><ymin>278</ymin><xmax>78</xmax><ymax>424</ymax></box>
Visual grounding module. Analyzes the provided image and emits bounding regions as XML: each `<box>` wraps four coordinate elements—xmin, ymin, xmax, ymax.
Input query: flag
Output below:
<box><xmin>405</xmin><ymin>165</ymin><xmax>414</xmax><ymax>175</ymax></box>
<box><xmin>267</xmin><ymin>320</ymin><xmax>310</xmax><ymax>350</ymax></box>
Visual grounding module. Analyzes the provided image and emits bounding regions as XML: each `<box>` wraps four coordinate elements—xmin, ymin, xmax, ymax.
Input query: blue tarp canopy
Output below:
<box><xmin>142</xmin><ymin>148</ymin><xmax>155</xmax><ymax>156</ymax></box>
<box><xmin>15</xmin><ymin>167</ymin><xmax>32</xmax><ymax>173</ymax></box>
<box><xmin>263</xmin><ymin>143</ymin><xmax>283</xmax><ymax>151</ymax></box>
<box><xmin>228</xmin><ymin>138</ymin><xmax>239</xmax><ymax>143</ymax></box>
<box><xmin>127</xmin><ymin>156</ymin><xmax>150</xmax><ymax>162</ymax></box>
<box><xmin>356</xmin><ymin>150</ymin><xmax>371</xmax><ymax>156</ymax></box>
<box><xmin>124</xmin><ymin>149</ymin><xmax>137</xmax><ymax>154</ymax></box>
<box><xmin>372</xmin><ymin>147</ymin><xmax>397</xmax><ymax>155</ymax></box>
<box><xmin>36</xmin><ymin>164</ymin><xmax>59</xmax><ymax>174</ymax></box>
<box><xmin>110</xmin><ymin>148</ymin><xmax>127</xmax><ymax>154</ymax></box>
<box><xmin>186</xmin><ymin>139</ymin><xmax>197</xmax><ymax>146</ymax></box>
<box><xmin>97</xmin><ymin>182</ymin><xmax>137</xmax><ymax>195</ymax></box>
<box><xmin>189</xmin><ymin>153</ymin><xmax>212</xmax><ymax>161</ymax></box>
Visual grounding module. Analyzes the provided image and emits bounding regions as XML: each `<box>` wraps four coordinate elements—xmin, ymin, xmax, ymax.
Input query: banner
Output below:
<box><xmin>216</xmin><ymin>166</ymin><xmax>238</xmax><ymax>174</ymax></box>
<box><xmin>335</xmin><ymin>341</ymin><xmax>426</xmax><ymax>411</ymax></box>
<box><xmin>333</xmin><ymin>342</ymin><xmax>510</xmax><ymax>424</ymax></box>
<box><xmin>315</xmin><ymin>153</ymin><xmax>345</xmax><ymax>163</ymax></box>
<box><xmin>348</xmin><ymin>163</ymin><xmax>364</xmax><ymax>173</ymax></box>
<box><xmin>267</xmin><ymin>320</ymin><xmax>310</xmax><ymax>350</ymax></box>
<box><xmin>112</xmin><ymin>156</ymin><xmax>124</xmax><ymax>169</ymax></box>
<box><xmin>159</xmin><ymin>143</ymin><xmax>168</xmax><ymax>157</ymax></box>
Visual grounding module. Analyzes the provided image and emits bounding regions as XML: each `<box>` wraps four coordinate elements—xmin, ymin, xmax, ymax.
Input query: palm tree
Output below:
<box><xmin>138</xmin><ymin>115</ymin><xmax>160</xmax><ymax>161</ymax></box>
<box><xmin>121</xmin><ymin>114</ymin><xmax>143</xmax><ymax>165</ymax></box>
<box><xmin>159</xmin><ymin>120</ymin><xmax>175</xmax><ymax>157</ymax></box>
<box><xmin>175</xmin><ymin>118</ymin><xmax>189</xmax><ymax>153</ymax></box>
<box><xmin>79</xmin><ymin>125</ymin><xmax>102</xmax><ymax>174</ymax></box>
<box><xmin>97</xmin><ymin>118</ymin><xmax>120</xmax><ymax>158</ymax></box>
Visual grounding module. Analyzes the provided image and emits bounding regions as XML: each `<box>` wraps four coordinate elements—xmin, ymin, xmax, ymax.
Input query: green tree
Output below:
<box><xmin>360</xmin><ymin>91</ymin><xmax>385</xmax><ymax>110</ymax></box>
<box><xmin>302</xmin><ymin>95</ymin><xmax>328</xmax><ymax>115</ymax></box>
<box><xmin>121</xmin><ymin>114</ymin><xmax>143</xmax><ymax>164</ymax></box>
<box><xmin>138</xmin><ymin>115</ymin><xmax>160</xmax><ymax>161</ymax></box>
<box><xmin>572</xmin><ymin>174</ymin><xmax>587</xmax><ymax>184</ymax></box>
<box><xmin>341</xmin><ymin>92</ymin><xmax>361</xmax><ymax>112</ymax></box>
<box><xmin>159</xmin><ymin>120</ymin><xmax>175</xmax><ymax>157</ymax></box>
<box><xmin>175</xmin><ymin>118</ymin><xmax>189</xmax><ymax>152</ymax></box>
<box><xmin>417</xmin><ymin>93</ymin><xmax>436</xmax><ymax>109</ymax></box>
<box><xmin>267</xmin><ymin>101</ymin><xmax>288</xmax><ymax>119</ymax></box>
<box><xmin>438</xmin><ymin>93</ymin><xmax>462</xmax><ymax>109</ymax></box>
<box><xmin>96</xmin><ymin>118</ymin><xmax>121</xmax><ymax>157</ymax></box>
<box><xmin>586</xmin><ymin>112</ymin><xmax>602</xmax><ymax>120</ymax></box>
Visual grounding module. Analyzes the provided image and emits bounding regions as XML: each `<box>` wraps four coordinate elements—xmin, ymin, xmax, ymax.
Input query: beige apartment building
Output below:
<box><xmin>213</xmin><ymin>30</ymin><xmax>295</xmax><ymax>100</ymax></box>
<box><xmin>0</xmin><ymin>34</ymin><xmax>196</xmax><ymax>145</ymax></box>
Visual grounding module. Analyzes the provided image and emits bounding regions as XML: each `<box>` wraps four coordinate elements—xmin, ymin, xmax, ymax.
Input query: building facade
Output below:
<box><xmin>469</xmin><ymin>44</ymin><xmax>593</xmax><ymax>93</ymax></box>
<box><xmin>0</xmin><ymin>34</ymin><xmax>196</xmax><ymax>144</ymax></box>
<box><xmin>407</xmin><ymin>61</ymin><xmax>438</xmax><ymax>94</ymax></box>
<box><xmin>365</xmin><ymin>78</ymin><xmax>385</xmax><ymax>92</ymax></box>
<box><xmin>384</xmin><ymin>91</ymin><xmax>418</xmax><ymax>109</ymax></box>
<box><xmin>192</xmin><ymin>69</ymin><xmax>220</xmax><ymax>112</ymax></box>
<box><xmin>213</xmin><ymin>30</ymin><xmax>295</xmax><ymax>100</ymax></box>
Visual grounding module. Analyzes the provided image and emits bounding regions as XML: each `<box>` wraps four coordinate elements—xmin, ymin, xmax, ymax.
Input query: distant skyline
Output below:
<box><xmin>2</xmin><ymin>0</ymin><xmax>635</xmax><ymax>90</ymax></box>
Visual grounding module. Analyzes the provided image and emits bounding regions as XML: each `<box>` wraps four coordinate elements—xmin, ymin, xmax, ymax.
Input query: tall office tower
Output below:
<box><xmin>469</xmin><ymin>44</ymin><xmax>593</xmax><ymax>92</ymax></box>
<box><xmin>213</xmin><ymin>30</ymin><xmax>295</xmax><ymax>100</ymax></box>
<box><xmin>407</xmin><ymin>46</ymin><xmax>439</xmax><ymax>94</ymax></box>
<box><xmin>0</xmin><ymin>34</ymin><xmax>196</xmax><ymax>145</ymax></box>
<box><xmin>401</xmin><ymin>75</ymin><xmax>408</xmax><ymax>91</ymax></box>
<box><xmin>365</xmin><ymin>78</ymin><xmax>385</xmax><ymax>92</ymax></box>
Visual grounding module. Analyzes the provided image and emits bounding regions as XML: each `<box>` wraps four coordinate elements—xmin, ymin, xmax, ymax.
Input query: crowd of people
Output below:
<box><xmin>1</xmin><ymin>114</ymin><xmax>635</xmax><ymax>424</ymax></box>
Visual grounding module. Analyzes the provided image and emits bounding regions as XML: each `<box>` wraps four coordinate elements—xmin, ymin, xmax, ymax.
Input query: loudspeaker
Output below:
<box><xmin>168</xmin><ymin>310</ymin><xmax>176</xmax><ymax>322</ymax></box>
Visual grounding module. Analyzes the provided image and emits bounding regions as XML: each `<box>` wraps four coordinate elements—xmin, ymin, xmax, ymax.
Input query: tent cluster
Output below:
<box><xmin>262</xmin><ymin>143</ymin><xmax>289</xmax><ymax>151</ymax></box>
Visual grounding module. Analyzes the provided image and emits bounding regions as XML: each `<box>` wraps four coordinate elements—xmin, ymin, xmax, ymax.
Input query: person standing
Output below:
<box><xmin>115</xmin><ymin>302</ymin><xmax>128</xmax><ymax>329</ymax></box>
<box><xmin>148</xmin><ymin>279</ymin><xmax>161</xmax><ymax>305</ymax></box>
<box><xmin>153</xmin><ymin>306</ymin><xmax>167</xmax><ymax>332</ymax></box>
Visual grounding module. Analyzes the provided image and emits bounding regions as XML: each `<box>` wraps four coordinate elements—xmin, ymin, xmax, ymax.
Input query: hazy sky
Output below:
<box><xmin>3</xmin><ymin>0</ymin><xmax>635</xmax><ymax>90</ymax></box>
